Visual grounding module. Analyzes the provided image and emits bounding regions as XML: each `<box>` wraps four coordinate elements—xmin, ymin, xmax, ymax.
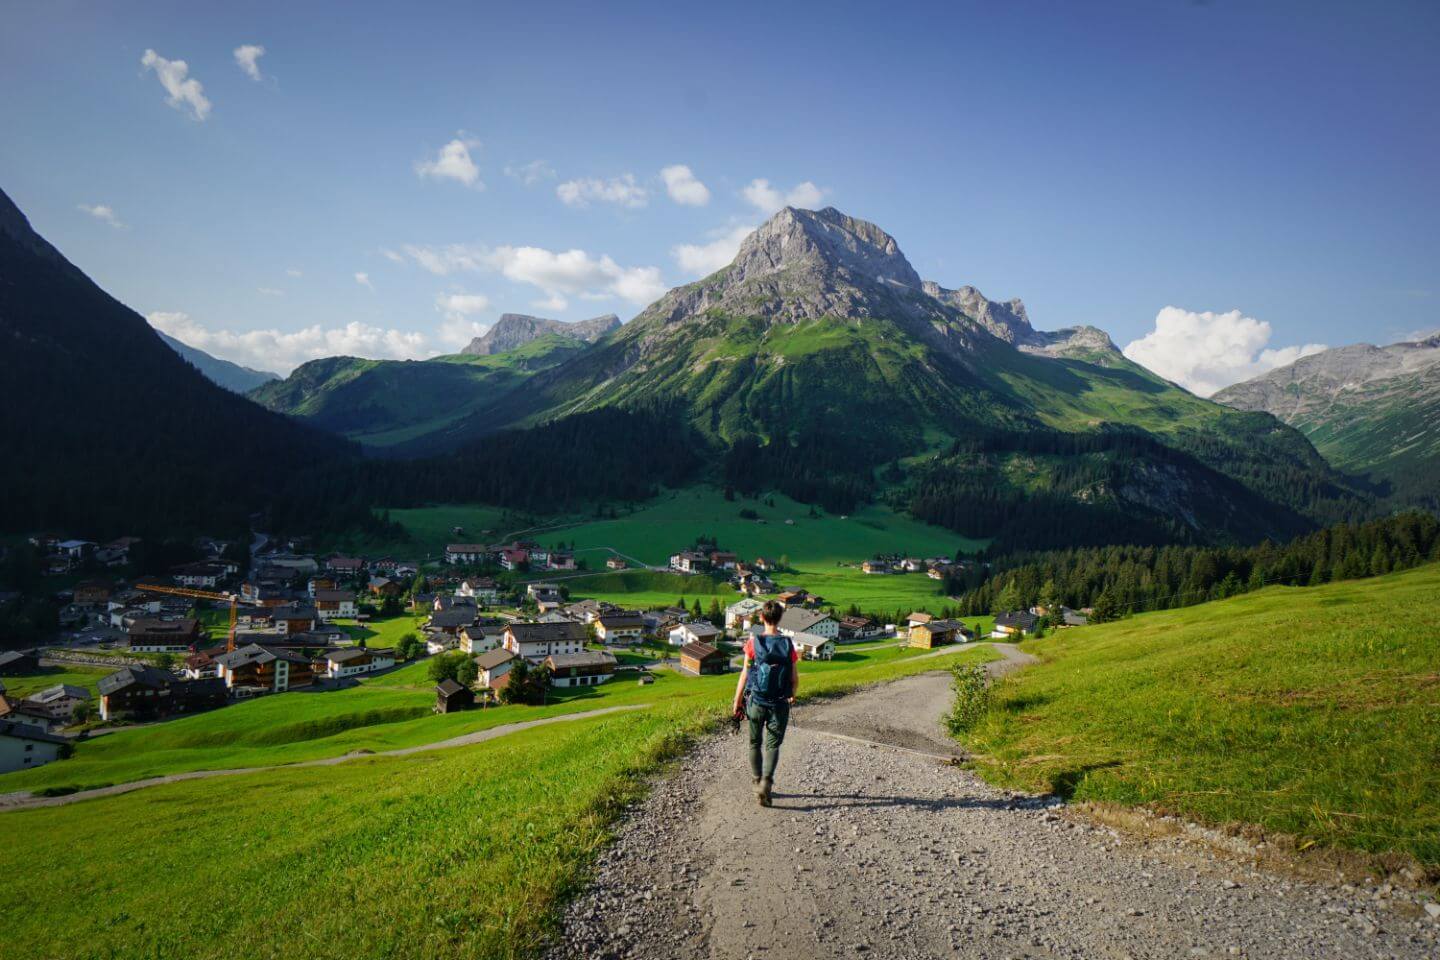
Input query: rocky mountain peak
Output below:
<box><xmin>730</xmin><ymin>206</ymin><xmax>922</xmax><ymax>290</ymax></box>
<box><xmin>921</xmin><ymin>281</ymin><xmax>1034</xmax><ymax>343</ymax></box>
<box><xmin>462</xmin><ymin>312</ymin><xmax>620</xmax><ymax>356</ymax></box>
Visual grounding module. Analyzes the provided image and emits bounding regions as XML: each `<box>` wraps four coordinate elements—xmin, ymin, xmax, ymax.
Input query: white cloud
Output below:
<box><xmin>435</xmin><ymin>291</ymin><xmax>490</xmax><ymax>320</ymax></box>
<box><xmin>285</xmin><ymin>268</ymin><xmax>303</xmax><ymax>278</ymax></box>
<box><xmin>660</xmin><ymin>164</ymin><xmax>710</xmax><ymax>206</ymax></box>
<box><xmin>531</xmin><ymin>293</ymin><xmax>568</xmax><ymax>313</ymax></box>
<box><xmin>257</xmin><ymin>287</ymin><xmax>283</xmax><ymax>297</ymax></box>
<box><xmin>673</xmin><ymin>224</ymin><xmax>754</xmax><ymax>276</ymax></box>
<box><xmin>402</xmin><ymin>242</ymin><xmax>665</xmax><ymax>306</ymax></box>
<box><xmin>556</xmin><ymin>174</ymin><xmax>647</xmax><ymax>208</ymax></box>
<box><xmin>354</xmin><ymin>272</ymin><xmax>373</xmax><ymax>290</ymax></box>
<box><xmin>504</xmin><ymin>160</ymin><xmax>556</xmax><ymax>185</ymax></box>
<box><xmin>140</xmin><ymin>49</ymin><xmax>211</xmax><ymax>121</ymax></box>
<box><xmin>380</xmin><ymin>248</ymin><xmax>405</xmax><ymax>263</ymax></box>
<box><xmin>148</xmin><ymin>311</ymin><xmax>429</xmax><ymax>375</ymax></box>
<box><xmin>416</xmin><ymin>136</ymin><xmax>483</xmax><ymax>189</ymax></box>
<box><xmin>432</xmin><ymin>292</ymin><xmax>491</xmax><ymax>349</ymax></box>
<box><xmin>741</xmin><ymin>178</ymin><xmax>825</xmax><ymax>215</ymax></box>
<box><xmin>233</xmin><ymin>44</ymin><xmax>265</xmax><ymax>81</ymax></box>
<box><xmin>77</xmin><ymin>203</ymin><xmax>124</xmax><ymax>229</ymax></box>
<box><xmin>1122</xmin><ymin>306</ymin><xmax>1328</xmax><ymax>397</ymax></box>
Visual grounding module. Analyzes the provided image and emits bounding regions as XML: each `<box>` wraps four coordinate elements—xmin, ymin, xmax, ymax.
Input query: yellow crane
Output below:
<box><xmin>135</xmin><ymin>583</ymin><xmax>241</xmax><ymax>652</ymax></box>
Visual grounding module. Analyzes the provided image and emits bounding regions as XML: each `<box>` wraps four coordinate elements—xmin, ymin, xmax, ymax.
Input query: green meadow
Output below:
<box><xmin>0</xmin><ymin>636</ymin><xmax>993</xmax><ymax>795</ymax></box>
<box><xmin>965</xmin><ymin>562</ymin><xmax>1440</xmax><ymax>869</ymax></box>
<box><xmin>0</xmin><ymin>644</ymin><xmax>997</xmax><ymax>960</ymax></box>
<box><xmin>0</xmin><ymin>663</ymin><xmax>112</xmax><ymax>700</ymax></box>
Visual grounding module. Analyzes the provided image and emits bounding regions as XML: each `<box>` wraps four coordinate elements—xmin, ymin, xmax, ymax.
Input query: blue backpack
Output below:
<box><xmin>747</xmin><ymin>633</ymin><xmax>793</xmax><ymax>708</ymax></box>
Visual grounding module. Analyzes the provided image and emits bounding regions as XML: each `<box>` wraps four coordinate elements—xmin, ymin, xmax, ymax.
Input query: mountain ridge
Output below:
<box><xmin>1214</xmin><ymin>335</ymin><xmax>1440</xmax><ymax>505</ymax></box>
<box><xmin>155</xmin><ymin>330</ymin><xmax>280</xmax><ymax>393</ymax></box>
<box><xmin>461</xmin><ymin>312</ymin><xmax>620</xmax><ymax>356</ymax></box>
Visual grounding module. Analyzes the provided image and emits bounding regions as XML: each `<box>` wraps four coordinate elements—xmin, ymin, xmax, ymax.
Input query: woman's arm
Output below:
<box><xmin>732</xmin><ymin>662</ymin><xmax>749</xmax><ymax>716</ymax></box>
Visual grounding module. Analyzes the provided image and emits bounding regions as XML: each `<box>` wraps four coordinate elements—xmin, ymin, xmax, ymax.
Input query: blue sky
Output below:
<box><xmin>1</xmin><ymin>0</ymin><xmax>1436</xmax><ymax>390</ymax></box>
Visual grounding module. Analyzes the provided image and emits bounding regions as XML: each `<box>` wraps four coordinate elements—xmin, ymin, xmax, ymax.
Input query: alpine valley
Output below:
<box><xmin>254</xmin><ymin>206</ymin><xmax>1370</xmax><ymax>550</ymax></box>
<box><xmin>0</xmin><ymin>192</ymin><xmax>1377</xmax><ymax>550</ymax></box>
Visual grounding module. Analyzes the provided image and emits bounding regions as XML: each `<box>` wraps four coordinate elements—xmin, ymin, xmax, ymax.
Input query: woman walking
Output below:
<box><xmin>731</xmin><ymin>599</ymin><xmax>799</xmax><ymax>806</ymax></box>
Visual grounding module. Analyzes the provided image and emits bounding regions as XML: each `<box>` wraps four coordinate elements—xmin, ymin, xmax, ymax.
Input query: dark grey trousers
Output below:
<box><xmin>746</xmin><ymin>698</ymin><xmax>790</xmax><ymax>780</ymax></box>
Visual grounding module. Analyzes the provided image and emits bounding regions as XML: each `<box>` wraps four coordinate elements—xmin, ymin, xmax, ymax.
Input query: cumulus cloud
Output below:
<box><xmin>504</xmin><ymin>160</ymin><xmax>556</xmax><ymax>185</ymax></box>
<box><xmin>402</xmin><ymin>242</ymin><xmax>665</xmax><ymax>306</ymax></box>
<box><xmin>354</xmin><ymin>272</ymin><xmax>373</xmax><ymax>290</ymax></box>
<box><xmin>77</xmin><ymin>203</ymin><xmax>124</xmax><ymax>229</ymax></box>
<box><xmin>233</xmin><ymin>44</ymin><xmax>265</xmax><ymax>81</ymax></box>
<box><xmin>672</xmin><ymin>224</ymin><xmax>755</xmax><ymax>276</ymax></box>
<box><xmin>531</xmin><ymin>293</ymin><xmax>568</xmax><ymax>313</ymax></box>
<box><xmin>140</xmin><ymin>49</ymin><xmax>211</xmax><ymax>120</ymax></box>
<box><xmin>435</xmin><ymin>291</ymin><xmax>489</xmax><ymax>320</ymax></box>
<box><xmin>660</xmin><ymin>164</ymin><xmax>710</xmax><ymax>206</ymax></box>
<box><xmin>380</xmin><ymin>248</ymin><xmax>405</xmax><ymax>263</ymax></box>
<box><xmin>556</xmin><ymin>174</ymin><xmax>647</xmax><ymax>208</ymax></box>
<box><xmin>1122</xmin><ymin>306</ymin><xmax>1328</xmax><ymax>396</ymax></box>
<box><xmin>742</xmin><ymin>178</ymin><xmax>825</xmax><ymax>215</ymax></box>
<box><xmin>148</xmin><ymin>311</ymin><xmax>429</xmax><ymax>375</ymax></box>
<box><xmin>431</xmin><ymin>293</ymin><xmax>488</xmax><ymax>349</ymax></box>
<box><xmin>416</xmin><ymin>136</ymin><xmax>483</xmax><ymax>189</ymax></box>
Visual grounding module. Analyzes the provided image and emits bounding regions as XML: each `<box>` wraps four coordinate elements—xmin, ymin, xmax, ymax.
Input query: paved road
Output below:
<box><xmin>0</xmin><ymin>702</ymin><xmax>649</xmax><ymax>812</ymax></box>
<box><xmin>549</xmin><ymin>652</ymin><xmax>1439</xmax><ymax>960</ymax></box>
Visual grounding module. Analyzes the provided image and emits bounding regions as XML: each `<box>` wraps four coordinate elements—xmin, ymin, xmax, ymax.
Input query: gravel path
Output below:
<box><xmin>549</xmin><ymin>664</ymin><xmax>1439</xmax><ymax>960</ymax></box>
<box><xmin>0</xmin><ymin>702</ymin><xmax>649</xmax><ymax>811</ymax></box>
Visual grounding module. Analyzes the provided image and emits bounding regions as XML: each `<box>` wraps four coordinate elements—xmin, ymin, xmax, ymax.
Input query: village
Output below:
<box><xmin>0</xmin><ymin>533</ymin><xmax>1085</xmax><ymax>775</ymax></box>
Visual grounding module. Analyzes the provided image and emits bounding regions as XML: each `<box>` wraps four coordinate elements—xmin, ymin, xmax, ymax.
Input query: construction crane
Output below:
<box><xmin>135</xmin><ymin>583</ymin><xmax>242</xmax><ymax>652</ymax></box>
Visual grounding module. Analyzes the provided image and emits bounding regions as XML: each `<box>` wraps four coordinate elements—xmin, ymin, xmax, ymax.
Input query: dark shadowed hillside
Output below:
<box><xmin>0</xmin><ymin>188</ymin><xmax>353</xmax><ymax>537</ymax></box>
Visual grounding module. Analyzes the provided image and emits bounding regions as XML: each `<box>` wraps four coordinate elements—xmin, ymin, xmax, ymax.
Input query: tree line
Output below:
<box><xmin>941</xmin><ymin>511</ymin><xmax>1440</xmax><ymax>620</ymax></box>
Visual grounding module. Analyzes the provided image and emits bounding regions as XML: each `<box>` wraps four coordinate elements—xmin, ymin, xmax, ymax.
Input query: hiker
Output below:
<box><xmin>731</xmin><ymin>599</ymin><xmax>799</xmax><ymax>806</ymax></box>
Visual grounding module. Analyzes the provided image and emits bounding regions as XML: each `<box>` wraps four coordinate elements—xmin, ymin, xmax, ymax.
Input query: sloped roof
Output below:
<box><xmin>474</xmin><ymin>648</ymin><xmax>517</xmax><ymax>671</ymax></box>
<box><xmin>507</xmin><ymin>621</ymin><xmax>586</xmax><ymax>643</ymax></box>
<box><xmin>778</xmin><ymin>607</ymin><xmax>830</xmax><ymax>633</ymax></box>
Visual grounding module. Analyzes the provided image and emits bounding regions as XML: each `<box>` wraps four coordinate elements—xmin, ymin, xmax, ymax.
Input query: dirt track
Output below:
<box><xmin>549</xmin><ymin>658</ymin><xmax>1440</xmax><ymax>960</ymax></box>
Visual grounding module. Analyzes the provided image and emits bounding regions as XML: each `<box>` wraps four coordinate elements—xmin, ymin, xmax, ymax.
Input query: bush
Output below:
<box><xmin>427</xmin><ymin>651</ymin><xmax>470</xmax><ymax>684</ymax></box>
<box><xmin>944</xmin><ymin>663</ymin><xmax>991</xmax><ymax>736</ymax></box>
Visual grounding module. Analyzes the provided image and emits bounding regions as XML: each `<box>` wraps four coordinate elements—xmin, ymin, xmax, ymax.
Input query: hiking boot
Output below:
<box><xmin>758</xmin><ymin>776</ymin><xmax>773</xmax><ymax>807</ymax></box>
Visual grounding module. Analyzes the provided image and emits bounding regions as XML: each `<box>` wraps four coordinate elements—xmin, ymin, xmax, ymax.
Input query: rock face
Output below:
<box><xmin>461</xmin><ymin>313</ymin><xmax>620</xmax><ymax>356</ymax></box>
<box><xmin>1214</xmin><ymin>336</ymin><xmax>1440</xmax><ymax>483</ymax></box>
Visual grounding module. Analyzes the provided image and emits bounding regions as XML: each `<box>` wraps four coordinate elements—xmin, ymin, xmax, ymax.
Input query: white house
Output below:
<box><xmin>725</xmin><ymin>598</ymin><xmax>764</xmax><ymax>631</ymax></box>
<box><xmin>445</xmin><ymin>544</ymin><xmax>491</xmax><ymax>566</ymax></box>
<box><xmin>594</xmin><ymin>614</ymin><xmax>645</xmax><ymax>645</ymax></box>
<box><xmin>777</xmin><ymin>607</ymin><xmax>838</xmax><ymax>640</ymax></box>
<box><xmin>313</xmin><ymin>589</ymin><xmax>358</xmax><ymax>621</ymax></box>
<box><xmin>792</xmin><ymin>632</ymin><xmax>837</xmax><ymax>661</ymax></box>
<box><xmin>323</xmin><ymin>647</ymin><xmax>396</xmax><ymax>679</ymax></box>
<box><xmin>456</xmin><ymin>578</ymin><xmax>501</xmax><ymax>605</ymax></box>
<box><xmin>545</xmin><ymin>651</ymin><xmax>617</xmax><ymax>688</ymax></box>
<box><xmin>459</xmin><ymin>624</ymin><xmax>501</xmax><ymax>655</ymax></box>
<box><xmin>0</xmin><ymin>720</ymin><xmax>68</xmax><ymax>774</ymax></box>
<box><xmin>504</xmin><ymin>622</ymin><xmax>586</xmax><ymax>662</ymax></box>
<box><xmin>669</xmin><ymin>621</ymin><xmax>720</xmax><ymax>648</ymax></box>
<box><xmin>474</xmin><ymin>648</ymin><xmax>517</xmax><ymax>689</ymax></box>
<box><xmin>26</xmin><ymin>684</ymin><xmax>91</xmax><ymax>722</ymax></box>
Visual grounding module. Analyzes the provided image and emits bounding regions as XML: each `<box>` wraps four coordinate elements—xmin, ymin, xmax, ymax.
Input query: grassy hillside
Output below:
<box><xmin>965</xmin><ymin>562</ymin><xmax>1440</xmax><ymax>869</ymax></box>
<box><xmin>0</xmin><ymin>663</ymin><xmax>111</xmax><ymax>699</ymax></box>
<box><xmin>0</xmin><ymin>645</ymin><xmax>997</xmax><ymax>959</ymax></box>
<box><xmin>250</xmin><ymin>335</ymin><xmax>588</xmax><ymax>448</ymax></box>
<box><xmin>0</xmin><ymin>636</ymin><xmax>982</xmax><ymax>795</ymax></box>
